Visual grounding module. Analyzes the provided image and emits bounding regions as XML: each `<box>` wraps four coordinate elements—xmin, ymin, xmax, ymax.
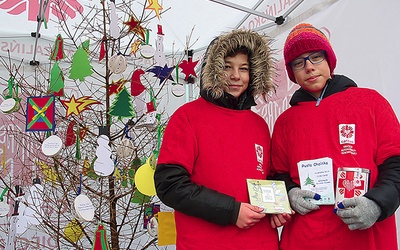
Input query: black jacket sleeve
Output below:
<box><xmin>364</xmin><ymin>156</ymin><xmax>400</xmax><ymax>221</ymax></box>
<box><xmin>270</xmin><ymin>172</ymin><xmax>300</xmax><ymax>192</ymax></box>
<box><xmin>154</xmin><ymin>163</ymin><xmax>241</xmax><ymax>226</ymax></box>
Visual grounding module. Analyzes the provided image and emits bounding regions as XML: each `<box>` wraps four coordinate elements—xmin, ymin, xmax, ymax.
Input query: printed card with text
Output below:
<box><xmin>247</xmin><ymin>179</ymin><xmax>291</xmax><ymax>214</ymax></box>
<box><xmin>297</xmin><ymin>157</ymin><xmax>335</xmax><ymax>205</ymax></box>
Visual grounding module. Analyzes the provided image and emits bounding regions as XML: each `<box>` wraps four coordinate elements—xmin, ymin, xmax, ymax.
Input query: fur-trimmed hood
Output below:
<box><xmin>200</xmin><ymin>29</ymin><xmax>276</xmax><ymax>108</ymax></box>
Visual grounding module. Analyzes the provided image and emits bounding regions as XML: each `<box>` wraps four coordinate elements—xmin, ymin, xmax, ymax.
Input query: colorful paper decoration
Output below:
<box><xmin>108</xmin><ymin>86</ymin><xmax>135</xmax><ymax>120</ymax></box>
<box><xmin>69</xmin><ymin>46</ymin><xmax>93</xmax><ymax>82</ymax></box>
<box><xmin>92</xmin><ymin>223</ymin><xmax>110</xmax><ymax>250</ymax></box>
<box><xmin>24</xmin><ymin>178</ymin><xmax>44</xmax><ymax>225</ymax></box>
<box><xmin>64</xmin><ymin>218</ymin><xmax>84</xmax><ymax>243</ymax></box>
<box><xmin>154</xmin><ymin>24</ymin><xmax>166</xmax><ymax>66</ymax></box>
<box><xmin>179</xmin><ymin>57</ymin><xmax>199</xmax><ymax>80</ymax></box>
<box><xmin>93</xmin><ymin>135</ymin><xmax>115</xmax><ymax>176</ymax></box>
<box><xmin>146</xmin><ymin>64</ymin><xmax>174</xmax><ymax>85</ymax></box>
<box><xmin>41</xmin><ymin>135</ymin><xmax>63</xmax><ymax>156</ymax></box>
<box><xmin>0</xmin><ymin>98</ymin><xmax>18</xmax><ymax>114</ymax></box>
<box><xmin>49</xmin><ymin>61</ymin><xmax>65</xmax><ymax>96</ymax></box>
<box><xmin>49</xmin><ymin>34</ymin><xmax>65</xmax><ymax>61</ymax></box>
<box><xmin>157</xmin><ymin>212</ymin><xmax>176</xmax><ymax>246</ymax></box>
<box><xmin>109</xmin><ymin>79</ymin><xmax>128</xmax><ymax>96</ymax></box>
<box><xmin>37</xmin><ymin>161</ymin><xmax>58</xmax><ymax>185</ymax></box>
<box><xmin>83</xmin><ymin>157</ymin><xmax>99</xmax><ymax>179</ymax></box>
<box><xmin>131</xmin><ymin>190</ymin><xmax>150</xmax><ymax>204</ymax></box>
<box><xmin>109</xmin><ymin>1</ymin><xmax>120</xmax><ymax>39</ymax></box>
<box><xmin>123</xmin><ymin>16</ymin><xmax>146</xmax><ymax>41</ymax></box>
<box><xmin>116</xmin><ymin>138</ymin><xmax>135</xmax><ymax>158</ymax></box>
<box><xmin>108</xmin><ymin>54</ymin><xmax>127</xmax><ymax>74</ymax></box>
<box><xmin>134</xmin><ymin>157</ymin><xmax>156</xmax><ymax>196</ymax></box>
<box><xmin>26</xmin><ymin>96</ymin><xmax>55</xmax><ymax>131</ymax></box>
<box><xmin>130</xmin><ymin>39</ymin><xmax>142</xmax><ymax>56</ymax></box>
<box><xmin>130</xmin><ymin>69</ymin><xmax>146</xmax><ymax>96</ymax></box>
<box><xmin>143</xmin><ymin>204</ymin><xmax>160</xmax><ymax>229</ymax></box>
<box><xmin>74</xmin><ymin>194</ymin><xmax>95</xmax><ymax>221</ymax></box>
<box><xmin>145</xmin><ymin>0</ymin><xmax>163</xmax><ymax>20</ymax></box>
<box><xmin>65</xmin><ymin>121</ymin><xmax>88</xmax><ymax>147</ymax></box>
<box><xmin>99</xmin><ymin>41</ymin><xmax>106</xmax><ymax>61</ymax></box>
<box><xmin>61</xmin><ymin>95</ymin><xmax>101</xmax><ymax>118</ymax></box>
<box><xmin>140</xmin><ymin>30</ymin><xmax>155</xmax><ymax>59</ymax></box>
<box><xmin>0</xmin><ymin>187</ymin><xmax>9</xmax><ymax>217</ymax></box>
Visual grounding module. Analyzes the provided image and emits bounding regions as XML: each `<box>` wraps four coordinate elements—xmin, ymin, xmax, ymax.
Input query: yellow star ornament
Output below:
<box><xmin>145</xmin><ymin>0</ymin><xmax>163</xmax><ymax>20</ymax></box>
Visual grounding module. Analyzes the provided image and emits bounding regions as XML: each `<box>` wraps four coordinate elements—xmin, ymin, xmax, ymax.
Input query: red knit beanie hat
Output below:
<box><xmin>284</xmin><ymin>23</ymin><xmax>336</xmax><ymax>83</ymax></box>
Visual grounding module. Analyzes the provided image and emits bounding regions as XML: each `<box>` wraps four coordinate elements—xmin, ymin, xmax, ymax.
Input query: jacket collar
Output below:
<box><xmin>290</xmin><ymin>75</ymin><xmax>357</xmax><ymax>106</ymax></box>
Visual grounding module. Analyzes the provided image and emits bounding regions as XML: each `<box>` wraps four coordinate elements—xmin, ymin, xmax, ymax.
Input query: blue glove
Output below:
<box><xmin>334</xmin><ymin>196</ymin><xmax>381</xmax><ymax>230</ymax></box>
<box><xmin>288</xmin><ymin>187</ymin><xmax>321</xmax><ymax>215</ymax></box>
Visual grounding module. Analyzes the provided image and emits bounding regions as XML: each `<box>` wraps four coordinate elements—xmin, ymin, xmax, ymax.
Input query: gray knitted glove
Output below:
<box><xmin>335</xmin><ymin>196</ymin><xmax>381</xmax><ymax>230</ymax></box>
<box><xmin>288</xmin><ymin>187</ymin><xmax>321</xmax><ymax>215</ymax></box>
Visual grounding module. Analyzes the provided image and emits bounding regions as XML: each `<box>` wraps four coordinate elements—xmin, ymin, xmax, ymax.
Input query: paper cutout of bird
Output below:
<box><xmin>147</xmin><ymin>64</ymin><xmax>175</xmax><ymax>85</ymax></box>
<box><xmin>145</xmin><ymin>0</ymin><xmax>163</xmax><ymax>20</ymax></box>
<box><xmin>131</xmin><ymin>69</ymin><xmax>146</xmax><ymax>96</ymax></box>
<box><xmin>61</xmin><ymin>95</ymin><xmax>101</xmax><ymax>118</ymax></box>
<box><xmin>124</xmin><ymin>16</ymin><xmax>146</xmax><ymax>41</ymax></box>
<box><xmin>109</xmin><ymin>79</ymin><xmax>128</xmax><ymax>96</ymax></box>
<box><xmin>179</xmin><ymin>58</ymin><xmax>199</xmax><ymax>80</ymax></box>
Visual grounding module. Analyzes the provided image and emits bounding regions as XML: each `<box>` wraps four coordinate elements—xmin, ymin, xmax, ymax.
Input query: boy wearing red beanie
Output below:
<box><xmin>271</xmin><ymin>23</ymin><xmax>400</xmax><ymax>250</ymax></box>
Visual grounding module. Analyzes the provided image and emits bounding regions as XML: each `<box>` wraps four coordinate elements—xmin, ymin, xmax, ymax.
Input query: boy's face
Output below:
<box><xmin>292</xmin><ymin>51</ymin><xmax>331</xmax><ymax>98</ymax></box>
<box><xmin>224</xmin><ymin>52</ymin><xmax>250</xmax><ymax>99</ymax></box>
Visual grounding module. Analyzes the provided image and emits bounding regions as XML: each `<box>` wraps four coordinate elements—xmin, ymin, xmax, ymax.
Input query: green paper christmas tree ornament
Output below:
<box><xmin>108</xmin><ymin>86</ymin><xmax>135</xmax><ymax>120</ymax></box>
<box><xmin>49</xmin><ymin>61</ymin><xmax>65</xmax><ymax>96</ymax></box>
<box><xmin>69</xmin><ymin>47</ymin><xmax>93</xmax><ymax>82</ymax></box>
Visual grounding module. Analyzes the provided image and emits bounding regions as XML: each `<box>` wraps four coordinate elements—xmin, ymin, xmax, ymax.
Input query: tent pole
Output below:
<box><xmin>235</xmin><ymin>0</ymin><xmax>264</xmax><ymax>29</ymax></box>
<box><xmin>30</xmin><ymin>0</ymin><xmax>49</xmax><ymax>66</ymax></box>
<box><xmin>208</xmin><ymin>0</ymin><xmax>277</xmax><ymax>22</ymax></box>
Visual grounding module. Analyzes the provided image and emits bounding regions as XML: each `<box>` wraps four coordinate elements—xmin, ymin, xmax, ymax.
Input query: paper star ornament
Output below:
<box><xmin>109</xmin><ymin>79</ymin><xmax>128</xmax><ymax>96</ymax></box>
<box><xmin>145</xmin><ymin>0</ymin><xmax>163</xmax><ymax>20</ymax></box>
<box><xmin>124</xmin><ymin>16</ymin><xmax>146</xmax><ymax>41</ymax></box>
<box><xmin>179</xmin><ymin>58</ymin><xmax>199</xmax><ymax>80</ymax></box>
<box><xmin>61</xmin><ymin>95</ymin><xmax>101</xmax><ymax>118</ymax></box>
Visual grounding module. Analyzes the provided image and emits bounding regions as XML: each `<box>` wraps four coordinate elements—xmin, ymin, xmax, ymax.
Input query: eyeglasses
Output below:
<box><xmin>290</xmin><ymin>51</ymin><xmax>326</xmax><ymax>71</ymax></box>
